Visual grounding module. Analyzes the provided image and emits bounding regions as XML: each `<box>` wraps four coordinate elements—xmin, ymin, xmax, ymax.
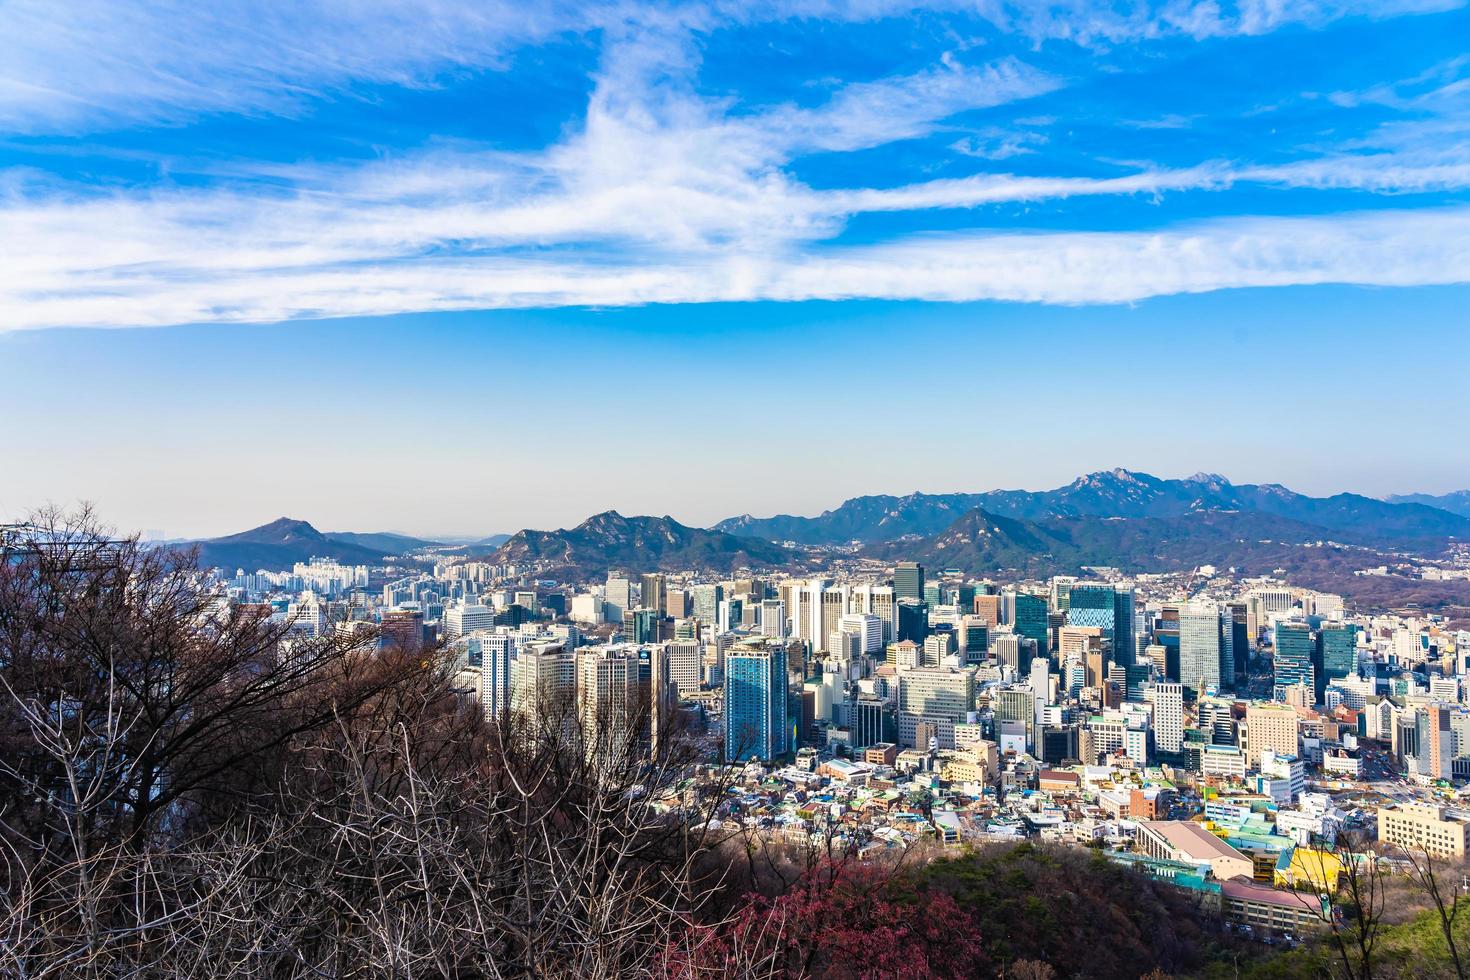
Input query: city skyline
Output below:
<box><xmin>6</xmin><ymin>3</ymin><xmax>1470</xmax><ymax>974</ymax></box>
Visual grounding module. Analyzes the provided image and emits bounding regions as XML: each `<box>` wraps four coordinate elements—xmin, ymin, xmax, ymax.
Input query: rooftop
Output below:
<box><xmin>1141</xmin><ymin>820</ymin><xmax>1252</xmax><ymax>866</ymax></box>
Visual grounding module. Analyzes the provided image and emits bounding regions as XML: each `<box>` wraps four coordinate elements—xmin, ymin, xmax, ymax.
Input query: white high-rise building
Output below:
<box><xmin>1029</xmin><ymin>657</ymin><xmax>1051</xmax><ymax>730</ymax></box>
<box><xmin>665</xmin><ymin>639</ymin><xmax>703</xmax><ymax>696</ymax></box>
<box><xmin>848</xmin><ymin>583</ymin><xmax>896</xmax><ymax>645</ymax></box>
<box><xmin>605</xmin><ymin>576</ymin><xmax>633</xmax><ymax>621</ymax></box>
<box><xmin>838</xmin><ymin>613</ymin><xmax>883</xmax><ymax>655</ymax></box>
<box><xmin>570</xmin><ymin>594</ymin><xmax>604</xmax><ymax>625</ymax></box>
<box><xmin>511</xmin><ymin>642</ymin><xmax>576</xmax><ymax>731</ymax></box>
<box><xmin>1148</xmin><ymin>682</ymin><xmax>1185</xmax><ymax>754</ymax></box>
<box><xmin>759</xmin><ymin>599</ymin><xmax>786</xmax><ymax>638</ymax></box>
<box><xmin>576</xmin><ymin>645</ymin><xmax>646</xmax><ymax>759</ymax></box>
<box><xmin>444</xmin><ymin>602</ymin><xmax>495</xmax><ymax>639</ymax></box>
<box><xmin>1179</xmin><ymin>601</ymin><xmax>1225</xmax><ymax>695</ymax></box>
<box><xmin>286</xmin><ymin>591</ymin><xmax>326</xmax><ymax>637</ymax></box>
<box><xmin>473</xmin><ymin>632</ymin><xmax>512</xmax><ymax>721</ymax></box>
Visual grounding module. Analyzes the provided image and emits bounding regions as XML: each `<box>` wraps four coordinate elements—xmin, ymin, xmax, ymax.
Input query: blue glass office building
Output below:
<box><xmin>1318</xmin><ymin>624</ymin><xmax>1358</xmax><ymax>682</ymax></box>
<box><xmin>1012</xmin><ymin>592</ymin><xmax>1050</xmax><ymax>657</ymax></box>
<box><xmin>724</xmin><ymin>644</ymin><xmax>790</xmax><ymax>762</ymax></box>
<box><xmin>1273</xmin><ymin>622</ymin><xmax>1318</xmax><ymax>701</ymax></box>
<box><xmin>1066</xmin><ymin>585</ymin><xmax>1135</xmax><ymax>666</ymax></box>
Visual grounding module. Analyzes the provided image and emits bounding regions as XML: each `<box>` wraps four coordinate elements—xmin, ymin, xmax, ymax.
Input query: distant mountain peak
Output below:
<box><xmin>492</xmin><ymin>510</ymin><xmax>795</xmax><ymax>577</ymax></box>
<box><xmin>1186</xmin><ymin>472</ymin><xmax>1230</xmax><ymax>485</ymax></box>
<box><xmin>1073</xmin><ymin>467</ymin><xmax>1157</xmax><ymax>488</ymax></box>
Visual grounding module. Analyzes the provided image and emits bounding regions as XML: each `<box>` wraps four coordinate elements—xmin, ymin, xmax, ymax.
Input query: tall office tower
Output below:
<box><xmin>894</xmin><ymin>562</ymin><xmax>925</xmax><ymax>603</ymax></box>
<box><xmin>705</xmin><ymin>632</ymin><xmax>731</xmax><ymax>687</ymax></box>
<box><xmin>1064</xmin><ymin>658</ymin><xmax>1088</xmax><ymax>697</ymax></box>
<box><xmin>896</xmin><ymin>598</ymin><xmax>927</xmax><ymax>643</ymax></box>
<box><xmin>724</xmin><ymin>642</ymin><xmax>790</xmax><ymax>762</ymax></box>
<box><xmin>639</xmin><ymin>574</ymin><xmax>667</xmax><ymax>616</ymax></box>
<box><xmin>623</xmin><ymin>607</ymin><xmax>660</xmax><ymax>644</ymax></box>
<box><xmin>958</xmin><ymin>615</ymin><xmax>989</xmax><ymax>664</ymax></box>
<box><xmin>1011</xmin><ymin>592</ymin><xmax>1050</xmax><ymax>656</ymax></box>
<box><xmin>1198</xmin><ymin>697</ymin><xmax>1238</xmax><ymax>746</ymax></box>
<box><xmin>1419</xmin><ymin>705</ymin><xmax>1454</xmax><ymax>780</ymax></box>
<box><xmin>1113</xmin><ymin>587</ymin><xmax>1138</xmax><ymax>665</ymax></box>
<box><xmin>1179</xmin><ymin>601</ymin><xmax>1226</xmax><ymax>696</ymax></box>
<box><xmin>788</xmin><ymin>579</ymin><xmax>827</xmax><ymax>649</ymax></box>
<box><xmin>973</xmin><ymin>594</ymin><xmax>1002</xmax><ymax>626</ymax></box>
<box><xmin>1067</xmin><ymin>584</ymin><xmax>1133</xmax><ymax>666</ymax></box>
<box><xmin>819</xmin><ymin>586</ymin><xmax>849</xmax><ymax>654</ymax></box>
<box><xmin>512</xmin><ymin>643</ymin><xmax>577</xmax><ymax>733</ymax></box>
<box><xmin>605</xmin><ymin>576</ymin><xmax>633</xmax><ymax>621</ymax></box>
<box><xmin>992</xmin><ymin>687</ymin><xmax>1036</xmax><ymax>752</ymax></box>
<box><xmin>1249</xmin><ymin>586</ymin><xmax>1298</xmax><ymax>618</ymax></box>
<box><xmin>849</xmin><ymin>695</ymin><xmax>891</xmax><ymax>749</ymax></box>
<box><xmin>829</xmin><ymin>629</ymin><xmax>862</xmax><ymax>662</ymax></box>
<box><xmin>380</xmin><ymin>608</ymin><xmax>426</xmax><ymax>652</ymax></box>
<box><xmin>992</xmin><ymin>632</ymin><xmax>1035</xmax><ymax>674</ymax></box>
<box><xmin>896</xmin><ymin>666</ymin><xmax>976</xmax><ymax>749</ymax></box>
<box><xmin>665</xmin><ymin>638</ymin><xmax>703</xmax><ymax>696</ymax></box>
<box><xmin>1124</xmin><ymin>664</ymin><xmax>1149</xmax><ymax>702</ymax></box>
<box><xmin>474</xmin><ymin>632</ymin><xmax>513</xmax><ymax>721</ymax></box>
<box><xmin>922</xmin><ymin>631</ymin><xmax>954</xmax><ymax>666</ymax></box>
<box><xmin>1148</xmin><ymin>682</ymin><xmax>1185</xmax><ymax>754</ymax></box>
<box><xmin>690</xmin><ymin>583</ymin><xmax>723</xmax><ymax>624</ymax></box>
<box><xmin>1058</xmin><ymin>625</ymin><xmax>1104</xmax><ymax>659</ymax></box>
<box><xmin>1050</xmin><ymin>576</ymin><xmax>1077</xmax><ymax>613</ymax></box>
<box><xmin>1273</xmin><ymin>621</ymin><xmax>1318</xmax><ymax>702</ymax></box>
<box><xmin>665</xmin><ymin>588</ymin><xmax>690</xmax><ymax>620</ymax></box>
<box><xmin>1030</xmin><ymin>657</ymin><xmax>1052</xmax><ymax>729</ymax></box>
<box><xmin>1226</xmin><ymin>601</ymin><xmax>1250</xmax><ymax>681</ymax></box>
<box><xmin>838</xmin><ymin>613</ymin><xmax>883</xmax><ymax>655</ymax></box>
<box><xmin>1318</xmin><ymin>623</ymin><xmax>1359</xmax><ymax>683</ymax></box>
<box><xmin>717</xmin><ymin>598</ymin><xmax>743</xmax><ymax>634</ymax></box>
<box><xmin>576</xmin><ymin>646</ymin><xmax>648</xmax><ymax>759</ymax></box>
<box><xmin>759</xmin><ymin>599</ymin><xmax>787</xmax><ymax>638</ymax></box>
<box><xmin>1144</xmin><ymin>644</ymin><xmax>1168</xmax><ymax>678</ymax></box>
<box><xmin>1086</xmin><ymin>644</ymin><xmax>1108</xmax><ymax>693</ymax></box>
<box><xmin>850</xmin><ymin>584</ymin><xmax>897</xmax><ymax>645</ymax></box>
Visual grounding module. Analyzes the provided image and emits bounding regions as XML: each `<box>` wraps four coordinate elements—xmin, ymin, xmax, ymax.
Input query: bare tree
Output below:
<box><xmin>1398</xmin><ymin>844</ymin><xmax>1467</xmax><ymax>980</ymax></box>
<box><xmin>1309</xmin><ymin>830</ymin><xmax>1389</xmax><ymax>980</ymax></box>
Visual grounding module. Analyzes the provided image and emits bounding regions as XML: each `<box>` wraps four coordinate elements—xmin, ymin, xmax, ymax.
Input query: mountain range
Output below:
<box><xmin>485</xmin><ymin>511</ymin><xmax>798</xmax><ymax>576</ymax></box>
<box><xmin>1386</xmin><ymin>490</ymin><xmax>1470</xmax><ymax>519</ymax></box>
<box><xmin>717</xmin><ymin>469</ymin><xmax>1470</xmax><ymax>548</ymax></box>
<box><xmin>862</xmin><ymin>507</ymin><xmax>1366</xmax><ymax>578</ymax></box>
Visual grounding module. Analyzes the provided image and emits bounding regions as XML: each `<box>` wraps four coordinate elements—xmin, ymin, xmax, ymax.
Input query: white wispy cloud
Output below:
<box><xmin>5</xmin><ymin>36</ymin><xmax>1470</xmax><ymax>333</ymax></box>
<box><xmin>5</xmin><ymin>206</ymin><xmax>1469</xmax><ymax>329</ymax></box>
<box><xmin>2</xmin><ymin>0</ymin><xmax>1459</xmax><ymax>131</ymax></box>
<box><xmin>0</xmin><ymin>0</ymin><xmax>614</xmax><ymax>132</ymax></box>
<box><xmin>3</xmin><ymin>0</ymin><xmax>1468</xmax><ymax>330</ymax></box>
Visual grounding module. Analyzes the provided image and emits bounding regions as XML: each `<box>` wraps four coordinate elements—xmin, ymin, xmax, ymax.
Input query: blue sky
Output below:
<box><xmin>1</xmin><ymin>0</ymin><xmax>1467</xmax><ymax>537</ymax></box>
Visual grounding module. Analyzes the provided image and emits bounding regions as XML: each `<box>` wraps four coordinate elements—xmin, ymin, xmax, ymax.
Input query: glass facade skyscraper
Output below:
<box><xmin>724</xmin><ymin>642</ymin><xmax>790</xmax><ymax>762</ymax></box>
<box><xmin>1066</xmin><ymin>584</ymin><xmax>1134</xmax><ymax>667</ymax></box>
<box><xmin>1274</xmin><ymin>622</ymin><xmax>1318</xmax><ymax>702</ymax></box>
<box><xmin>1178</xmin><ymin>602</ymin><xmax>1226</xmax><ymax>696</ymax></box>
<box><xmin>1318</xmin><ymin>623</ymin><xmax>1358</xmax><ymax>682</ymax></box>
<box><xmin>894</xmin><ymin>562</ymin><xmax>925</xmax><ymax>603</ymax></box>
<box><xmin>1012</xmin><ymin>592</ymin><xmax>1050</xmax><ymax>657</ymax></box>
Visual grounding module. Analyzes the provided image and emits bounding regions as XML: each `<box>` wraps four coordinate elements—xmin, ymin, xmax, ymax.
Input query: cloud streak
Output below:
<box><xmin>3</xmin><ymin>0</ymin><xmax>1469</xmax><ymax>330</ymax></box>
<box><xmin>5</xmin><ymin>203</ymin><xmax>1469</xmax><ymax>329</ymax></box>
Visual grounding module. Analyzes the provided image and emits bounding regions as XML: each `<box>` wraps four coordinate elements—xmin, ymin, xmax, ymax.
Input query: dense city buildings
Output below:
<box><xmin>192</xmin><ymin>498</ymin><xmax>1470</xmax><ymax>955</ymax></box>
